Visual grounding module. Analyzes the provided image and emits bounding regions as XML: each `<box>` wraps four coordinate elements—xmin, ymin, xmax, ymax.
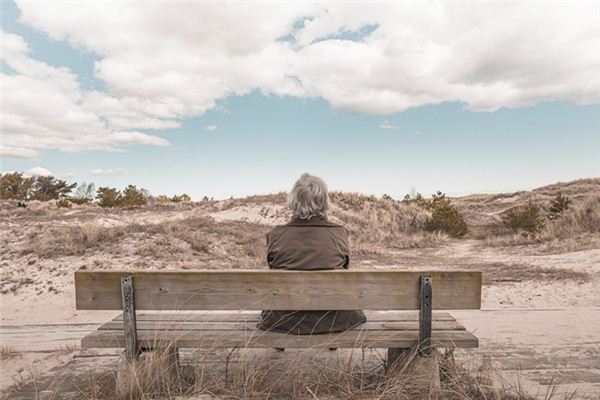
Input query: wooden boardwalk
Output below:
<box><xmin>1</xmin><ymin>309</ymin><xmax>599</xmax><ymax>399</ymax></box>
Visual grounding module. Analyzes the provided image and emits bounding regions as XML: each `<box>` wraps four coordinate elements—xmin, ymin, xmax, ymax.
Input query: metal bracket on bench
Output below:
<box><xmin>418</xmin><ymin>275</ymin><xmax>432</xmax><ymax>355</ymax></box>
<box><xmin>121</xmin><ymin>275</ymin><xmax>139</xmax><ymax>361</ymax></box>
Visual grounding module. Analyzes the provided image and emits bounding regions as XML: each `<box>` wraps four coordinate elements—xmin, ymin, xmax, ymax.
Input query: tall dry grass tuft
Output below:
<box><xmin>82</xmin><ymin>345</ymin><xmax>544</xmax><ymax>400</ymax></box>
<box><xmin>137</xmin><ymin>216</ymin><xmax>268</xmax><ymax>266</ymax></box>
<box><xmin>115</xmin><ymin>344</ymin><xmax>193</xmax><ymax>399</ymax></box>
<box><xmin>67</xmin><ymin>320</ymin><xmax>542</xmax><ymax>400</ymax></box>
<box><xmin>483</xmin><ymin>194</ymin><xmax>600</xmax><ymax>252</ymax></box>
<box><xmin>330</xmin><ymin>192</ymin><xmax>446</xmax><ymax>254</ymax></box>
<box><xmin>28</xmin><ymin>222</ymin><xmax>125</xmax><ymax>258</ymax></box>
<box><xmin>7</xmin><ymin>318</ymin><xmax>566</xmax><ymax>400</ymax></box>
<box><xmin>1</xmin><ymin>345</ymin><xmax>20</xmax><ymax>360</ymax></box>
<box><xmin>543</xmin><ymin>195</ymin><xmax>600</xmax><ymax>239</ymax></box>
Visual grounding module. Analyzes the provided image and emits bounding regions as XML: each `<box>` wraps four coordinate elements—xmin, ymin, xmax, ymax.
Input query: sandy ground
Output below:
<box><xmin>1</xmin><ymin>186</ymin><xmax>599</xmax><ymax>397</ymax></box>
<box><xmin>1</xmin><ymin>239</ymin><xmax>598</xmax><ymax>326</ymax></box>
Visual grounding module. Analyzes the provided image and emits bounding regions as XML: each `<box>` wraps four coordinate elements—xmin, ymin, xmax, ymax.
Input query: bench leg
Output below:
<box><xmin>386</xmin><ymin>347</ymin><xmax>409</xmax><ymax>370</ymax></box>
<box><xmin>419</xmin><ymin>275</ymin><xmax>433</xmax><ymax>356</ymax></box>
<box><xmin>115</xmin><ymin>345</ymin><xmax>182</xmax><ymax>398</ymax></box>
<box><xmin>121</xmin><ymin>276</ymin><xmax>139</xmax><ymax>361</ymax></box>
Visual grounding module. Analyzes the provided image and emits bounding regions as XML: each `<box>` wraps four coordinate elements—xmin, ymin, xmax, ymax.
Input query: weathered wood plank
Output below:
<box><xmin>98</xmin><ymin>320</ymin><xmax>466</xmax><ymax>332</ymax></box>
<box><xmin>81</xmin><ymin>329</ymin><xmax>478</xmax><ymax>349</ymax></box>
<box><xmin>111</xmin><ymin>311</ymin><xmax>456</xmax><ymax>322</ymax></box>
<box><xmin>419</xmin><ymin>275</ymin><xmax>432</xmax><ymax>355</ymax></box>
<box><xmin>121</xmin><ymin>276</ymin><xmax>138</xmax><ymax>360</ymax></box>
<box><xmin>75</xmin><ymin>270</ymin><xmax>481</xmax><ymax>311</ymax></box>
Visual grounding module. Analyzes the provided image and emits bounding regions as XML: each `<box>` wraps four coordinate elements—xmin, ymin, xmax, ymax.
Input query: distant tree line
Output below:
<box><xmin>0</xmin><ymin>172</ymin><xmax>193</xmax><ymax>208</ymax></box>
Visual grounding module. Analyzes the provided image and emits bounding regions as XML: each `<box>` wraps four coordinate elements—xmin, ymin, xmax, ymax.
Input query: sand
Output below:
<box><xmin>1</xmin><ymin>183</ymin><xmax>599</xmax><ymax>397</ymax></box>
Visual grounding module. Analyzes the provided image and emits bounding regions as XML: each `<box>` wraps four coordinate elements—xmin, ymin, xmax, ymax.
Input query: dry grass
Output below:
<box><xmin>13</xmin><ymin>343</ymin><xmax>550</xmax><ymax>400</ymax></box>
<box><xmin>25</xmin><ymin>222</ymin><xmax>126</xmax><ymax>258</ymax></box>
<box><xmin>542</xmin><ymin>195</ymin><xmax>600</xmax><ymax>238</ymax></box>
<box><xmin>22</xmin><ymin>217</ymin><xmax>269</xmax><ymax>267</ymax></box>
<box><xmin>480</xmin><ymin>194</ymin><xmax>600</xmax><ymax>253</ymax></box>
<box><xmin>10</xmin><ymin>181</ymin><xmax>600</xmax><ymax>263</ymax></box>
<box><xmin>330</xmin><ymin>192</ymin><xmax>447</xmax><ymax>255</ymax></box>
<box><xmin>130</xmin><ymin>217</ymin><xmax>269</xmax><ymax>267</ymax></box>
<box><xmin>220</xmin><ymin>192</ymin><xmax>288</xmax><ymax>211</ymax></box>
<box><xmin>56</xmin><ymin>346</ymin><xmax>546</xmax><ymax>400</ymax></box>
<box><xmin>1</xmin><ymin>345</ymin><xmax>20</xmax><ymax>360</ymax></box>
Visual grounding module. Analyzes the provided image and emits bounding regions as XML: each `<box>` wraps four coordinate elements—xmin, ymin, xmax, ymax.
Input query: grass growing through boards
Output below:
<box><xmin>23</xmin><ymin>346</ymin><xmax>552</xmax><ymax>400</ymax></box>
<box><xmin>11</xmin><ymin>326</ymin><xmax>568</xmax><ymax>400</ymax></box>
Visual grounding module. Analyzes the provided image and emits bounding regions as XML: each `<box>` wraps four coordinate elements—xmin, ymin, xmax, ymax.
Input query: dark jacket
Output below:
<box><xmin>257</xmin><ymin>216</ymin><xmax>367</xmax><ymax>334</ymax></box>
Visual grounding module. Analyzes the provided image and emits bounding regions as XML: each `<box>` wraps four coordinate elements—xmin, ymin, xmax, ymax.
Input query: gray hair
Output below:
<box><xmin>288</xmin><ymin>173</ymin><xmax>331</xmax><ymax>220</ymax></box>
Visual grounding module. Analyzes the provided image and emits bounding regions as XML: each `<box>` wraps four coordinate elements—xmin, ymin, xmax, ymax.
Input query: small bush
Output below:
<box><xmin>96</xmin><ymin>187</ymin><xmax>121</xmax><ymax>207</ymax></box>
<box><xmin>549</xmin><ymin>193</ymin><xmax>571</xmax><ymax>219</ymax></box>
<box><xmin>424</xmin><ymin>191</ymin><xmax>468</xmax><ymax>238</ymax></box>
<box><xmin>172</xmin><ymin>193</ymin><xmax>191</xmax><ymax>202</ymax></box>
<box><xmin>502</xmin><ymin>200</ymin><xmax>545</xmax><ymax>235</ymax></box>
<box><xmin>120</xmin><ymin>185</ymin><xmax>148</xmax><ymax>208</ymax></box>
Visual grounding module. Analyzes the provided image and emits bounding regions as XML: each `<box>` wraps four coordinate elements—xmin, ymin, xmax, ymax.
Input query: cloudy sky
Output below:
<box><xmin>1</xmin><ymin>1</ymin><xmax>598</xmax><ymax>199</ymax></box>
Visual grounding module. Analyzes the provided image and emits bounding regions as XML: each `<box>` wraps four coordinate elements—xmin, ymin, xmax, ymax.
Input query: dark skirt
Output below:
<box><xmin>257</xmin><ymin>310</ymin><xmax>367</xmax><ymax>335</ymax></box>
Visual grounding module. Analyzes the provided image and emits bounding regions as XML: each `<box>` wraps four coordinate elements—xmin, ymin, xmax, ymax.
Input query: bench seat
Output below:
<box><xmin>82</xmin><ymin>311</ymin><xmax>478</xmax><ymax>349</ymax></box>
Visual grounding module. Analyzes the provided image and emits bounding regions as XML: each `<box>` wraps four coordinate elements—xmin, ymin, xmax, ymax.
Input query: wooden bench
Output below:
<box><xmin>75</xmin><ymin>270</ymin><xmax>481</xmax><ymax>367</ymax></box>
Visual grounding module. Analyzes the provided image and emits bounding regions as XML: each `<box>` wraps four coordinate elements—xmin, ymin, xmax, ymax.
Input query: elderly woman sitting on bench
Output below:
<box><xmin>257</xmin><ymin>173</ymin><xmax>367</xmax><ymax>336</ymax></box>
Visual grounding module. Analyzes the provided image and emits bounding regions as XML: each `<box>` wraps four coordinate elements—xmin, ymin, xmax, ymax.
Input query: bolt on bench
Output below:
<box><xmin>75</xmin><ymin>270</ymin><xmax>481</xmax><ymax>367</ymax></box>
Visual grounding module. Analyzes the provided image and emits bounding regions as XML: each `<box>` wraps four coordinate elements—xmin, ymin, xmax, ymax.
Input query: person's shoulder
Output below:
<box><xmin>266</xmin><ymin>224</ymin><xmax>289</xmax><ymax>240</ymax></box>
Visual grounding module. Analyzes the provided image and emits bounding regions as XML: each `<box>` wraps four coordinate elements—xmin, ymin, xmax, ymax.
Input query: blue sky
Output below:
<box><xmin>1</xmin><ymin>1</ymin><xmax>598</xmax><ymax>199</ymax></box>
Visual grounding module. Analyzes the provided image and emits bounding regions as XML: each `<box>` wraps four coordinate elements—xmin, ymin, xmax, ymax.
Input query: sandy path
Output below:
<box><xmin>455</xmin><ymin>308</ymin><xmax>600</xmax><ymax>398</ymax></box>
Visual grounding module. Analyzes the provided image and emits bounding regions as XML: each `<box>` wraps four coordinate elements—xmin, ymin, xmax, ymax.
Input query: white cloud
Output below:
<box><xmin>24</xmin><ymin>166</ymin><xmax>75</xmax><ymax>179</ymax></box>
<box><xmin>3</xmin><ymin>2</ymin><xmax>598</xmax><ymax>159</ymax></box>
<box><xmin>25</xmin><ymin>166</ymin><xmax>53</xmax><ymax>176</ymax></box>
<box><xmin>90</xmin><ymin>168</ymin><xmax>129</xmax><ymax>176</ymax></box>
<box><xmin>205</xmin><ymin>125</ymin><xmax>218</xmax><ymax>132</ymax></box>
<box><xmin>1</xmin><ymin>31</ymin><xmax>170</xmax><ymax>159</ymax></box>
<box><xmin>379</xmin><ymin>120</ymin><xmax>397</xmax><ymax>130</ymax></box>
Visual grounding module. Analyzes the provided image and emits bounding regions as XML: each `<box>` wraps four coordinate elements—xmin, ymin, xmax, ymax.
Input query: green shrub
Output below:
<box><xmin>502</xmin><ymin>200</ymin><xmax>545</xmax><ymax>235</ymax></box>
<box><xmin>549</xmin><ymin>193</ymin><xmax>571</xmax><ymax>219</ymax></box>
<box><xmin>423</xmin><ymin>191</ymin><xmax>468</xmax><ymax>238</ymax></box>
<box><xmin>0</xmin><ymin>172</ymin><xmax>34</xmax><ymax>200</ymax></box>
<box><xmin>96</xmin><ymin>187</ymin><xmax>121</xmax><ymax>207</ymax></box>
<box><xmin>172</xmin><ymin>193</ymin><xmax>191</xmax><ymax>202</ymax></box>
<box><xmin>120</xmin><ymin>185</ymin><xmax>147</xmax><ymax>208</ymax></box>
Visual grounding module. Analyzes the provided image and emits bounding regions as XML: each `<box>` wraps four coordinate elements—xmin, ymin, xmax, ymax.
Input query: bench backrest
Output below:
<box><xmin>75</xmin><ymin>270</ymin><xmax>481</xmax><ymax>311</ymax></box>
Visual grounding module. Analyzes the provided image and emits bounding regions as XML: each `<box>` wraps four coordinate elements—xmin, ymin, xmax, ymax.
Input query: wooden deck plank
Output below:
<box><xmin>81</xmin><ymin>329</ymin><xmax>478</xmax><ymax>349</ymax></box>
<box><xmin>75</xmin><ymin>270</ymin><xmax>481</xmax><ymax>311</ymax></box>
<box><xmin>111</xmin><ymin>311</ymin><xmax>456</xmax><ymax>323</ymax></box>
<box><xmin>99</xmin><ymin>320</ymin><xmax>466</xmax><ymax>332</ymax></box>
